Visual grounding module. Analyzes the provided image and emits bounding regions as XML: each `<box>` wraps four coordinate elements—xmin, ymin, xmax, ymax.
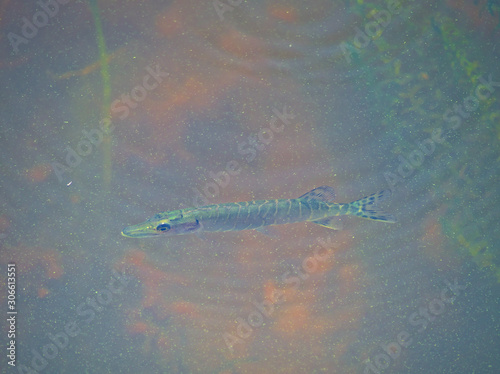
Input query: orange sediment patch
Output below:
<box><xmin>303</xmin><ymin>249</ymin><xmax>336</xmax><ymax>275</ymax></box>
<box><xmin>263</xmin><ymin>279</ymin><xmax>298</xmax><ymax>305</ymax></box>
<box><xmin>263</xmin><ymin>279</ymin><xmax>278</xmax><ymax>303</ymax></box>
<box><xmin>155</xmin><ymin>1</ymin><xmax>187</xmax><ymax>38</ymax></box>
<box><xmin>170</xmin><ymin>76</ymin><xmax>209</xmax><ymax>108</ymax></box>
<box><xmin>38</xmin><ymin>287</ymin><xmax>50</xmax><ymax>298</ymax></box>
<box><xmin>124</xmin><ymin>308</ymin><xmax>159</xmax><ymax>336</ymax></box>
<box><xmin>422</xmin><ymin>215</ymin><xmax>444</xmax><ymax>248</ymax></box>
<box><xmin>274</xmin><ymin>286</ymin><xmax>319</xmax><ymax>335</ymax></box>
<box><xmin>40</xmin><ymin>250</ymin><xmax>64</xmax><ymax>279</ymax></box>
<box><xmin>156</xmin><ymin>333</ymin><xmax>170</xmax><ymax>351</ymax></box>
<box><xmin>0</xmin><ymin>54</ymin><xmax>29</xmax><ymax>70</ymax></box>
<box><xmin>274</xmin><ymin>299</ymin><xmax>363</xmax><ymax>340</ymax></box>
<box><xmin>267</xmin><ymin>4</ymin><xmax>299</xmax><ymax>22</ymax></box>
<box><xmin>126</xmin><ymin>320</ymin><xmax>159</xmax><ymax>337</ymax></box>
<box><xmin>274</xmin><ymin>303</ymin><xmax>310</xmax><ymax>335</ymax></box>
<box><xmin>135</xmin><ymin>71</ymin><xmax>238</xmax><ymax>163</ymax></box>
<box><xmin>117</xmin><ymin>249</ymin><xmax>190</xmax><ymax>319</ymax></box>
<box><xmin>122</xmin><ymin>249</ymin><xmax>147</xmax><ymax>267</ymax></box>
<box><xmin>337</xmin><ymin>264</ymin><xmax>360</xmax><ymax>298</ymax></box>
<box><xmin>218</xmin><ymin>29</ymin><xmax>268</xmax><ymax>60</ymax></box>
<box><xmin>169</xmin><ymin>301</ymin><xmax>200</xmax><ymax>319</ymax></box>
<box><xmin>127</xmin><ymin>320</ymin><xmax>149</xmax><ymax>334</ymax></box>
<box><xmin>144</xmin><ymin>71</ymin><xmax>234</xmax><ymax>121</ymax></box>
<box><xmin>70</xmin><ymin>194</ymin><xmax>81</xmax><ymax>204</ymax></box>
<box><xmin>143</xmin><ymin>286</ymin><xmax>162</xmax><ymax>309</ymax></box>
<box><xmin>25</xmin><ymin>164</ymin><xmax>52</xmax><ymax>183</ymax></box>
<box><xmin>120</xmin><ymin>249</ymin><xmax>189</xmax><ymax>286</ymax></box>
<box><xmin>0</xmin><ymin>246</ymin><xmax>64</xmax><ymax>299</ymax></box>
<box><xmin>420</xmin><ymin>212</ymin><xmax>458</xmax><ymax>265</ymax></box>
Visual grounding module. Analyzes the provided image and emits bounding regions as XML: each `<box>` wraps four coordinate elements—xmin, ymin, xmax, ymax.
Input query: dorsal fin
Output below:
<box><xmin>298</xmin><ymin>186</ymin><xmax>336</xmax><ymax>203</ymax></box>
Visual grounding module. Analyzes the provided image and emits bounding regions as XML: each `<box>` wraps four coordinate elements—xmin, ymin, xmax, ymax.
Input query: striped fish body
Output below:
<box><xmin>188</xmin><ymin>198</ymin><xmax>344</xmax><ymax>233</ymax></box>
<box><xmin>121</xmin><ymin>186</ymin><xmax>395</xmax><ymax>238</ymax></box>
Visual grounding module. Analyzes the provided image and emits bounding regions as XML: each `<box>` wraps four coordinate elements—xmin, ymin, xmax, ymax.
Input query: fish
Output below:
<box><xmin>121</xmin><ymin>186</ymin><xmax>396</xmax><ymax>238</ymax></box>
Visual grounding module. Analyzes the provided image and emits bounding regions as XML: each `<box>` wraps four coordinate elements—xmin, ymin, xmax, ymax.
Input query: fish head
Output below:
<box><xmin>121</xmin><ymin>210</ymin><xmax>201</xmax><ymax>238</ymax></box>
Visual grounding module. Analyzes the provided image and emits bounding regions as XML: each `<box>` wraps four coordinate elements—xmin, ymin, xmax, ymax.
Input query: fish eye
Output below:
<box><xmin>156</xmin><ymin>223</ymin><xmax>171</xmax><ymax>232</ymax></box>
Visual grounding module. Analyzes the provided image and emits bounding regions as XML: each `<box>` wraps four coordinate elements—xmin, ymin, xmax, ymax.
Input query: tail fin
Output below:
<box><xmin>349</xmin><ymin>190</ymin><xmax>396</xmax><ymax>223</ymax></box>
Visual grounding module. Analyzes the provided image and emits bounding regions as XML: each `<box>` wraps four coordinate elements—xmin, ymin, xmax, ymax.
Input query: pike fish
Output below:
<box><xmin>121</xmin><ymin>186</ymin><xmax>395</xmax><ymax>238</ymax></box>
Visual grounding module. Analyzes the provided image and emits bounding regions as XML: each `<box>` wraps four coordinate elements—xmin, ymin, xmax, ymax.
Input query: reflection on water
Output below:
<box><xmin>1</xmin><ymin>0</ymin><xmax>499</xmax><ymax>373</ymax></box>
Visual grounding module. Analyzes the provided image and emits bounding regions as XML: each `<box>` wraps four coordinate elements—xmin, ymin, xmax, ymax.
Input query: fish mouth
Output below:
<box><xmin>121</xmin><ymin>224</ymin><xmax>159</xmax><ymax>238</ymax></box>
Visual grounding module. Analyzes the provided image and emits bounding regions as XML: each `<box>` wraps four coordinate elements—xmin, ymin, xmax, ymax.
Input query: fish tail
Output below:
<box><xmin>348</xmin><ymin>190</ymin><xmax>396</xmax><ymax>223</ymax></box>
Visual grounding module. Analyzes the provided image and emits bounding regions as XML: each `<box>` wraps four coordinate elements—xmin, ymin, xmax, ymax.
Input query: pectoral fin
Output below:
<box><xmin>194</xmin><ymin>221</ymin><xmax>206</xmax><ymax>239</ymax></box>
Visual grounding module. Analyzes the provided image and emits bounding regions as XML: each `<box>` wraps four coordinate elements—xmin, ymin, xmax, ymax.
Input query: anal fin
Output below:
<box><xmin>311</xmin><ymin>217</ymin><xmax>343</xmax><ymax>230</ymax></box>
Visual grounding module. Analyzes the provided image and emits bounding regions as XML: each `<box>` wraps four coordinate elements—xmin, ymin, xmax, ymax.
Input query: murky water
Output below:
<box><xmin>1</xmin><ymin>1</ymin><xmax>499</xmax><ymax>373</ymax></box>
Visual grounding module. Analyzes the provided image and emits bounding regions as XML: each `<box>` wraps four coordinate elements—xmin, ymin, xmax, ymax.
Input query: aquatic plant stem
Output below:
<box><xmin>89</xmin><ymin>0</ymin><xmax>113</xmax><ymax>190</ymax></box>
